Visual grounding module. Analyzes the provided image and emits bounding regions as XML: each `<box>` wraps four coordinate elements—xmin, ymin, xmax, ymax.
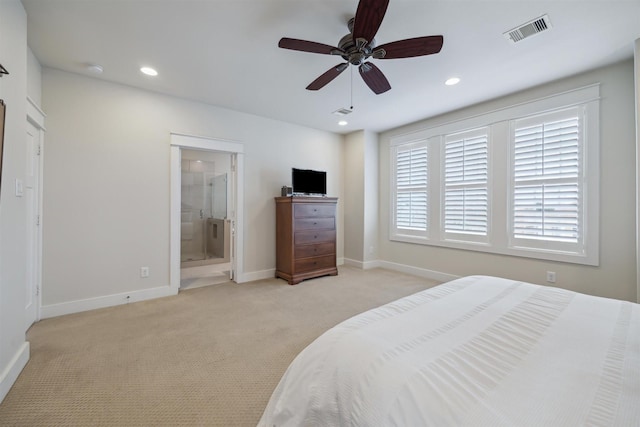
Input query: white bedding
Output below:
<box><xmin>258</xmin><ymin>276</ymin><xmax>640</xmax><ymax>426</ymax></box>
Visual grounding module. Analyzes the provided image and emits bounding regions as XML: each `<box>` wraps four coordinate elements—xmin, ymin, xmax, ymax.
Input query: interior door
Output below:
<box><xmin>25</xmin><ymin>119</ymin><xmax>41</xmax><ymax>330</ymax></box>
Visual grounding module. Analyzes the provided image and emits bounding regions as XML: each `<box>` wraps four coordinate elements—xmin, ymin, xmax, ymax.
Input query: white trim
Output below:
<box><xmin>26</xmin><ymin>98</ymin><xmax>46</xmax><ymax>327</ymax></box>
<box><xmin>234</xmin><ymin>152</ymin><xmax>245</xmax><ymax>282</ymax></box>
<box><xmin>40</xmin><ymin>286</ymin><xmax>176</xmax><ymax>319</ymax></box>
<box><xmin>343</xmin><ymin>258</ymin><xmax>364</xmax><ymax>268</ymax></box>
<box><xmin>170</xmin><ymin>146</ymin><xmax>181</xmax><ymax>292</ymax></box>
<box><xmin>170</xmin><ymin>133</ymin><xmax>245</xmax><ymax>288</ymax></box>
<box><xmin>26</xmin><ymin>96</ymin><xmax>46</xmax><ymax>130</ymax></box>
<box><xmin>390</xmin><ymin>140</ymin><xmax>430</xmax><ymax>241</ymax></box>
<box><xmin>389</xmin><ymin>85</ymin><xmax>600</xmax><ymax>266</ymax></box>
<box><xmin>0</xmin><ymin>342</ymin><xmax>30</xmax><ymax>403</ymax></box>
<box><xmin>376</xmin><ymin>260</ymin><xmax>460</xmax><ymax>283</ymax></box>
<box><xmin>170</xmin><ymin>133</ymin><xmax>244</xmax><ymax>154</ymax></box>
<box><xmin>441</xmin><ymin>126</ymin><xmax>490</xmax><ymax>244</ymax></box>
<box><xmin>635</xmin><ymin>38</ymin><xmax>640</xmax><ymax>303</ymax></box>
<box><xmin>343</xmin><ymin>258</ymin><xmax>382</xmax><ymax>270</ymax></box>
<box><xmin>241</xmin><ymin>268</ymin><xmax>276</xmax><ymax>283</ymax></box>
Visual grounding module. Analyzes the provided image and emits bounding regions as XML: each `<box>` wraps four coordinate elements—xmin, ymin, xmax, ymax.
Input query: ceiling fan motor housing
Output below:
<box><xmin>338</xmin><ymin>20</ymin><xmax>378</xmax><ymax>66</ymax></box>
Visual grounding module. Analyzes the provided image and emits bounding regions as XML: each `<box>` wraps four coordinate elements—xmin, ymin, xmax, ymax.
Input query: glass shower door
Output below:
<box><xmin>181</xmin><ymin>160</ymin><xmax>215</xmax><ymax>262</ymax></box>
<box><xmin>205</xmin><ymin>173</ymin><xmax>228</xmax><ymax>259</ymax></box>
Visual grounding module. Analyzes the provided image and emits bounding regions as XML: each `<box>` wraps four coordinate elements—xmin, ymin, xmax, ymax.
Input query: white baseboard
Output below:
<box><xmin>343</xmin><ymin>258</ymin><xmax>382</xmax><ymax>270</ymax></box>
<box><xmin>343</xmin><ymin>258</ymin><xmax>459</xmax><ymax>283</ymax></box>
<box><xmin>377</xmin><ymin>260</ymin><xmax>460</xmax><ymax>283</ymax></box>
<box><xmin>0</xmin><ymin>341</ymin><xmax>29</xmax><ymax>404</ymax></box>
<box><xmin>238</xmin><ymin>268</ymin><xmax>275</xmax><ymax>283</ymax></box>
<box><xmin>39</xmin><ymin>261</ymin><xmax>457</xmax><ymax>319</ymax></box>
<box><xmin>40</xmin><ymin>285</ymin><xmax>178</xmax><ymax>319</ymax></box>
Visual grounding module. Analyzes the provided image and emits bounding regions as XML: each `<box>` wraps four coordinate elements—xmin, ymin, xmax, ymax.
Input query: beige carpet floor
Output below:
<box><xmin>0</xmin><ymin>266</ymin><xmax>439</xmax><ymax>426</ymax></box>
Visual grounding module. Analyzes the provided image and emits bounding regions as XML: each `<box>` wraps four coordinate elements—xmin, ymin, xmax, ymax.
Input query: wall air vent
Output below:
<box><xmin>504</xmin><ymin>14</ymin><xmax>552</xmax><ymax>44</ymax></box>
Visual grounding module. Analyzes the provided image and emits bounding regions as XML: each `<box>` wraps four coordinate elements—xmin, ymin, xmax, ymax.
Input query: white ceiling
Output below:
<box><xmin>22</xmin><ymin>0</ymin><xmax>640</xmax><ymax>134</ymax></box>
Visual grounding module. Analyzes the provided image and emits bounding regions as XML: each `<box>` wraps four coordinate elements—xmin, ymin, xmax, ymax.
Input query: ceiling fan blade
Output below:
<box><xmin>359</xmin><ymin>62</ymin><xmax>390</xmax><ymax>94</ymax></box>
<box><xmin>374</xmin><ymin>36</ymin><xmax>444</xmax><ymax>59</ymax></box>
<box><xmin>306</xmin><ymin>63</ymin><xmax>349</xmax><ymax>91</ymax></box>
<box><xmin>352</xmin><ymin>0</ymin><xmax>389</xmax><ymax>46</ymax></box>
<box><xmin>278</xmin><ymin>37</ymin><xmax>343</xmax><ymax>55</ymax></box>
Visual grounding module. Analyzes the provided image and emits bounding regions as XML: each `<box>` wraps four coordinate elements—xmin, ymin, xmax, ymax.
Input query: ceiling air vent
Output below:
<box><xmin>504</xmin><ymin>14</ymin><xmax>552</xmax><ymax>44</ymax></box>
<box><xmin>332</xmin><ymin>108</ymin><xmax>353</xmax><ymax>116</ymax></box>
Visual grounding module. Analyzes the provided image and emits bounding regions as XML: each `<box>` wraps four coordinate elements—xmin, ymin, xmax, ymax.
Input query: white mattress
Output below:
<box><xmin>259</xmin><ymin>276</ymin><xmax>640</xmax><ymax>426</ymax></box>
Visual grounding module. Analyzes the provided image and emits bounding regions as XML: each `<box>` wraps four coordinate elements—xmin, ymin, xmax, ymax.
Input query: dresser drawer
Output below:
<box><xmin>295</xmin><ymin>229</ymin><xmax>336</xmax><ymax>245</ymax></box>
<box><xmin>294</xmin><ymin>203</ymin><xmax>336</xmax><ymax>218</ymax></box>
<box><xmin>294</xmin><ymin>217</ymin><xmax>335</xmax><ymax>230</ymax></box>
<box><xmin>294</xmin><ymin>242</ymin><xmax>335</xmax><ymax>259</ymax></box>
<box><xmin>294</xmin><ymin>255</ymin><xmax>335</xmax><ymax>273</ymax></box>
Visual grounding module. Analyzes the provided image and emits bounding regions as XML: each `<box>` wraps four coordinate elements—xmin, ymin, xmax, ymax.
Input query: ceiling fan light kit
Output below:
<box><xmin>278</xmin><ymin>0</ymin><xmax>443</xmax><ymax>95</ymax></box>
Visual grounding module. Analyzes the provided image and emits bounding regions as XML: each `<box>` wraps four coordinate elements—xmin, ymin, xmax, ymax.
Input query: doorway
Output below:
<box><xmin>169</xmin><ymin>134</ymin><xmax>244</xmax><ymax>293</ymax></box>
<box><xmin>180</xmin><ymin>149</ymin><xmax>232</xmax><ymax>289</ymax></box>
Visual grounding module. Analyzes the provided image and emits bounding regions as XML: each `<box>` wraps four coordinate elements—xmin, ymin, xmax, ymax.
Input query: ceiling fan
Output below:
<box><xmin>278</xmin><ymin>0</ymin><xmax>443</xmax><ymax>95</ymax></box>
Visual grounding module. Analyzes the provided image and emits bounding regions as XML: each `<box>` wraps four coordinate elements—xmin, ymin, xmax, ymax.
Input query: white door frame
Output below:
<box><xmin>169</xmin><ymin>133</ymin><xmax>244</xmax><ymax>292</ymax></box>
<box><xmin>26</xmin><ymin>97</ymin><xmax>45</xmax><ymax>329</ymax></box>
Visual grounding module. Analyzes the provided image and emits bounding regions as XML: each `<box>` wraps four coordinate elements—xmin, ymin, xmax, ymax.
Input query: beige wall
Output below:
<box><xmin>41</xmin><ymin>68</ymin><xmax>344</xmax><ymax>307</ymax></box>
<box><xmin>343</xmin><ymin>130</ymin><xmax>379</xmax><ymax>265</ymax></box>
<box><xmin>379</xmin><ymin>60</ymin><xmax>637</xmax><ymax>302</ymax></box>
<box><xmin>26</xmin><ymin>48</ymin><xmax>41</xmax><ymax>105</ymax></box>
<box><xmin>344</xmin><ymin>131</ymin><xmax>365</xmax><ymax>262</ymax></box>
<box><xmin>0</xmin><ymin>0</ymin><xmax>29</xmax><ymax>402</ymax></box>
<box><xmin>362</xmin><ymin>130</ymin><xmax>379</xmax><ymax>263</ymax></box>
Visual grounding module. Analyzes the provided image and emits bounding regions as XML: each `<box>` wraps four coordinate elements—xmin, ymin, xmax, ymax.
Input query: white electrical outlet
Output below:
<box><xmin>140</xmin><ymin>267</ymin><xmax>149</xmax><ymax>278</ymax></box>
<box><xmin>546</xmin><ymin>271</ymin><xmax>556</xmax><ymax>283</ymax></box>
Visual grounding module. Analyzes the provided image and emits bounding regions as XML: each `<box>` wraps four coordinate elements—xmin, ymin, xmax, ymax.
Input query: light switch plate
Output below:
<box><xmin>14</xmin><ymin>179</ymin><xmax>24</xmax><ymax>197</ymax></box>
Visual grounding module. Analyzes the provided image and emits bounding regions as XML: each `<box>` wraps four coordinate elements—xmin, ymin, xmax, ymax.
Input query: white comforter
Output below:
<box><xmin>259</xmin><ymin>276</ymin><xmax>640</xmax><ymax>426</ymax></box>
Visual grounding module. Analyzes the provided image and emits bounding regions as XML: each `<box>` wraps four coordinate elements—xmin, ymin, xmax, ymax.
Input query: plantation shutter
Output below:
<box><xmin>444</xmin><ymin>129</ymin><xmax>488</xmax><ymax>236</ymax></box>
<box><xmin>395</xmin><ymin>142</ymin><xmax>428</xmax><ymax>231</ymax></box>
<box><xmin>512</xmin><ymin>109</ymin><xmax>581</xmax><ymax>243</ymax></box>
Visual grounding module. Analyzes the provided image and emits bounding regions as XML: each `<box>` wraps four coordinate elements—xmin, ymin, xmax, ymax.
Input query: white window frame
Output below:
<box><xmin>390</xmin><ymin>139</ymin><xmax>429</xmax><ymax>243</ymax></box>
<box><xmin>508</xmin><ymin>107</ymin><xmax>584</xmax><ymax>253</ymax></box>
<box><xmin>441</xmin><ymin>127</ymin><xmax>491</xmax><ymax>245</ymax></box>
<box><xmin>389</xmin><ymin>84</ymin><xmax>599</xmax><ymax>266</ymax></box>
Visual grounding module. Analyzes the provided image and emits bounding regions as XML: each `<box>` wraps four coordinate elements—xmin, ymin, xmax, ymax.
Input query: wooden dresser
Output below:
<box><xmin>275</xmin><ymin>196</ymin><xmax>338</xmax><ymax>285</ymax></box>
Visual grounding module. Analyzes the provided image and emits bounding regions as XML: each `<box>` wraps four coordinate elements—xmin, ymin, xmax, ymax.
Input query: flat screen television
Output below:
<box><xmin>292</xmin><ymin>168</ymin><xmax>326</xmax><ymax>196</ymax></box>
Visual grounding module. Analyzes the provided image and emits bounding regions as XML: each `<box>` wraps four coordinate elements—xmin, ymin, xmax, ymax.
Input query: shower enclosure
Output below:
<box><xmin>181</xmin><ymin>157</ymin><xmax>229</xmax><ymax>263</ymax></box>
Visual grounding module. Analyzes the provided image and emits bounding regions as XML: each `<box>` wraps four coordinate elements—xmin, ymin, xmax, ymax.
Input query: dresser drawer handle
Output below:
<box><xmin>313</xmin><ymin>222</ymin><xmax>317</xmax><ymax>225</ymax></box>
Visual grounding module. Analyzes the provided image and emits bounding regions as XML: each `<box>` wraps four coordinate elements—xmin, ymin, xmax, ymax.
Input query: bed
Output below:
<box><xmin>258</xmin><ymin>275</ymin><xmax>640</xmax><ymax>426</ymax></box>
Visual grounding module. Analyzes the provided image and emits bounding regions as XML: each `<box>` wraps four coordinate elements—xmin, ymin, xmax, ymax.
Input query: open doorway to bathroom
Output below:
<box><xmin>170</xmin><ymin>133</ymin><xmax>244</xmax><ymax>292</ymax></box>
<box><xmin>180</xmin><ymin>149</ymin><xmax>232</xmax><ymax>289</ymax></box>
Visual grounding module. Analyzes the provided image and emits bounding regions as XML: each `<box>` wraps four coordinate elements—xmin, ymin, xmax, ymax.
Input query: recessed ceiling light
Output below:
<box><xmin>445</xmin><ymin>77</ymin><xmax>460</xmax><ymax>86</ymax></box>
<box><xmin>338</xmin><ymin>120</ymin><xmax>348</xmax><ymax>126</ymax></box>
<box><xmin>140</xmin><ymin>66</ymin><xmax>158</xmax><ymax>76</ymax></box>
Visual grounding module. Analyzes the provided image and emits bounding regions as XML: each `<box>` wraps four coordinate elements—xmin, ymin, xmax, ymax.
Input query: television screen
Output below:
<box><xmin>292</xmin><ymin>168</ymin><xmax>326</xmax><ymax>196</ymax></box>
